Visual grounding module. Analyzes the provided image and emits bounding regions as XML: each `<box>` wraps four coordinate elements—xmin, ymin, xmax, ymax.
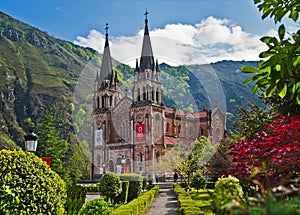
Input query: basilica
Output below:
<box><xmin>91</xmin><ymin>12</ymin><xmax>226</xmax><ymax>179</ymax></box>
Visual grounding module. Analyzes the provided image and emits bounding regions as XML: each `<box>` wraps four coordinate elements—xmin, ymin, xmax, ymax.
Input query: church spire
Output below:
<box><xmin>99</xmin><ymin>23</ymin><xmax>114</xmax><ymax>89</ymax></box>
<box><xmin>139</xmin><ymin>9</ymin><xmax>154</xmax><ymax>73</ymax></box>
<box><xmin>104</xmin><ymin>23</ymin><xmax>109</xmax><ymax>48</ymax></box>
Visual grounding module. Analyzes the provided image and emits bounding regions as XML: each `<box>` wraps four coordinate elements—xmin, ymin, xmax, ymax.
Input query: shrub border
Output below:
<box><xmin>111</xmin><ymin>185</ymin><xmax>159</xmax><ymax>215</ymax></box>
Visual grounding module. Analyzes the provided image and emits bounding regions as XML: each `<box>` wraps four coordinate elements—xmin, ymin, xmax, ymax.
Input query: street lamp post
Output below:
<box><xmin>24</xmin><ymin>130</ymin><xmax>52</xmax><ymax>167</ymax></box>
<box><xmin>24</xmin><ymin>130</ymin><xmax>38</xmax><ymax>152</ymax></box>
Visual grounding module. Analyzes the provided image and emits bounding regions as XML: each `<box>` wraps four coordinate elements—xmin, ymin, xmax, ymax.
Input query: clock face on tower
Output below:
<box><xmin>136</xmin><ymin>113</ymin><xmax>144</xmax><ymax>123</ymax></box>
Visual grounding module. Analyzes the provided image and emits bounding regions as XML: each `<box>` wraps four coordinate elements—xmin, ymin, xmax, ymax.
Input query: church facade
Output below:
<box><xmin>91</xmin><ymin>13</ymin><xmax>226</xmax><ymax>179</ymax></box>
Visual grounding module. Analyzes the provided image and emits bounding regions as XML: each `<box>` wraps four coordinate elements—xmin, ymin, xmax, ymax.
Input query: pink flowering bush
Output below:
<box><xmin>229</xmin><ymin>115</ymin><xmax>300</xmax><ymax>188</ymax></box>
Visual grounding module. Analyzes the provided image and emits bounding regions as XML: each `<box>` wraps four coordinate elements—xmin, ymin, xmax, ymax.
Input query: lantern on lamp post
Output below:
<box><xmin>24</xmin><ymin>130</ymin><xmax>38</xmax><ymax>152</ymax></box>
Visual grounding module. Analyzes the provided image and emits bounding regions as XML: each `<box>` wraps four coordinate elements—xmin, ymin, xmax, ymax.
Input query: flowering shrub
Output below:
<box><xmin>230</xmin><ymin>115</ymin><xmax>300</xmax><ymax>188</ymax></box>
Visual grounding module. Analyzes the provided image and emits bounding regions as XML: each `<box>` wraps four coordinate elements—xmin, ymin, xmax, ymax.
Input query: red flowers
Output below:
<box><xmin>230</xmin><ymin>115</ymin><xmax>300</xmax><ymax>187</ymax></box>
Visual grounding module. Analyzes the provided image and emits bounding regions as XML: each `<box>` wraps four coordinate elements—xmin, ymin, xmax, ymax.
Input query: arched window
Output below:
<box><xmin>151</xmin><ymin>87</ymin><xmax>154</xmax><ymax>101</ymax></box>
<box><xmin>97</xmin><ymin>96</ymin><xmax>100</xmax><ymax>109</ymax></box>
<box><xmin>102</xmin><ymin>121</ymin><xmax>106</xmax><ymax>140</ymax></box>
<box><xmin>108</xmin><ymin>160</ymin><xmax>114</xmax><ymax>172</ymax></box>
<box><xmin>102</xmin><ymin>96</ymin><xmax>105</xmax><ymax>108</ymax></box>
<box><xmin>178</xmin><ymin>125</ymin><xmax>181</xmax><ymax>135</ymax></box>
<box><xmin>166</xmin><ymin>123</ymin><xmax>170</xmax><ymax>133</ymax></box>
<box><xmin>139</xmin><ymin>152</ymin><xmax>143</xmax><ymax>163</ymax></box>
<box><xmin>137</xmin><ymin>88</ymin><xmax>141</xmax><ymax>101</ymax></box>
<box><xmin>201</xmin><ymin>128</ymin><xmax>204</xmax><ymax>136</ymax></box>
<box><xmin>156</xmin><ymin>88</ymin><xmax>159</xmax><ymax>103</ymax></box>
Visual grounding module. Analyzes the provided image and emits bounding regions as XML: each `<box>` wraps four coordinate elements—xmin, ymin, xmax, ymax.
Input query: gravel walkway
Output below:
<box><xmin>145</xmin><ymin>183</ymin><xmax>179</xmax><ymax>215</ymax></box>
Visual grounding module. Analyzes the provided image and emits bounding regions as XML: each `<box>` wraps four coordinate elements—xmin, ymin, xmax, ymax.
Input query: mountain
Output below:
<box><xmin>0</xmin><ymin>11</ymin><xmax>262</xmax><ymax>149</ymax></box>
<box><xmin>0</xmin><ymin>11</ymin><xmax>98</xmax><ymax>148</ymax></box>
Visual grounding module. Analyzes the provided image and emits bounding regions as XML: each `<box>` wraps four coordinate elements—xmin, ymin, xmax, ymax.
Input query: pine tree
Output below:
<box><xmin>37</xmin><ymin>109</ymin><xmax>69</xmax><ymax>182</ymax></box>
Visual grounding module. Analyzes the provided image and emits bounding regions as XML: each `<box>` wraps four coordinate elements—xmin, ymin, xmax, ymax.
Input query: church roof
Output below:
<box><xmin>164</xmin><ymin>136</ymin><xmax>194</xmax><ymax>146</ymax></box>
<box><xmin>139</xmin><ymin>10</ymin><xmax>155</xmax><ymax>73</ymax></box>
<box><xmin>164</xmin><ymin>107</ymin><xmax>208</xmax><ymax>118</ymax></box>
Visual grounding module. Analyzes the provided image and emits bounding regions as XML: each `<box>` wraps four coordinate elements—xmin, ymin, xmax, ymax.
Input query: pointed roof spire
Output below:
<box><xmin>144</xmin><ymin>9</ymin><xmax>149</xmax><ymax>35</ymax></box>
<box><xmin>104</xmin><ymin>23</ymin><xmax>109</xmax><ymax>47</ymax></box>
<box><xmin>139</xmin><ymin>9</ymin><xmax>154</xmax><ymax>73</ymax></box>
<box><xmin>99</xmin><ymin>23</ymin><xmax>113</xmax><ymax>89</ymax></box>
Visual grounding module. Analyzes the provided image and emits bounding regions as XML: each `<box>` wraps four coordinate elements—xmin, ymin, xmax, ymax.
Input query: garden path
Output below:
<box><xmin>145</xmin><ymin>182</ymin><xmax>179</xmax><ymax>215</ymax></box>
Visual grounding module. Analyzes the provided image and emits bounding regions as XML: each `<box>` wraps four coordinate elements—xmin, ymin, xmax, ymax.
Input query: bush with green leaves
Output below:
<box><xmin>98</xmin><ymin>172</ymin><xmax>121</xmax><ymax>204</ymax></box>
<box><xmin>190</xmin><ymin>173</ymin><xmax>207</xmax><ymax>192</ymax></box>
<box><xmin>119</xmin><ymin>173</ymin><xmax>143</xmax><ymax>202</ymax></box>
<box><xmin>0</xmin><ymin>149</ymin><xmax>66</xmax><ymax>214</ymax></box>
<box><xmin>78</xmin><ymin>198</ymin><xmax>112</xmax><ymax>215</ymax></box>
<box><xmin>211</xmin><ymin>175</ymin><xmax>244</xmax><ymax>214</ymax></box>
<box><xmin>65</xmin><ymin>184</ymin><xmax>87</xmax><ymax>215</ymax></box>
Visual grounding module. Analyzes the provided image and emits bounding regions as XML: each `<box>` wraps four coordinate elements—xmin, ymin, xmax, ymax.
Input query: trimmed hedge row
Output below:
<box><xmin>111</xmin><ymin>185</ymin><xmax>160</xmax><ymax>215</ymax></box>
<box><xmin>119</xmin><ymin>173</ymin><xmax>143</xmax><ymax>202</ymax></box>
<box><xmin>115</xmin><ymin>180</ymin><xmax>130</xmax><ymax>204</ymax></box>
<box><xmin>174</xmin><ymin>183</ymin><xmax>203</xmax><ymax>215</ymax></box>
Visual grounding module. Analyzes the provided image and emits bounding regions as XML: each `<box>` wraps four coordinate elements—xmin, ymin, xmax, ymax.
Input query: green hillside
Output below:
<box><xmin>0</xmin><ymin>11</ymin><xmax>97</xmax><ymax>148</ymax></box>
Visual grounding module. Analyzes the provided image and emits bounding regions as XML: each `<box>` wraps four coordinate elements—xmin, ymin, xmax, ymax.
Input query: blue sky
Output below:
<box><xmin>0</xmin><ymin>0</ymin><xmax>296</xmax><ymax>65</ymax></box>
<box><xmin>0</xmin><ymin>0</ymin><xmax>275</xmax><ymax>40</ymax></box>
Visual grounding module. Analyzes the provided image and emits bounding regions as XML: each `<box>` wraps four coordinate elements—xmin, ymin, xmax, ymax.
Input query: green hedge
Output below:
<box><xmin>65</xmin><ymin>184</ymin><xmax>87</xmax><ymax>215</ymax></box>
<box><xmin>111</xmin><ymin>186</ymin><xmax>159</xmax><ymax>215</ymax></box>
<box><xmin>174</xmin><ymin>183</ymin><xmax>205</xmax><ymax>215</ymax></box>
<box><xmin>0</xmin><ymin>149</ymin><xmax>66</xmax><ymax>214</ymax></box>
<box><xmin>119</xmin><ymin>173</ymin><xmax>143</xmax><ymax>202</ymax></box>
<box><xmin>115</xmin><ymin>180</ymin><xmax>129</xmax><ymax>204</ymax></box>
<box><xmin>78</xmin><ymin>197</ymin><xmax>112</xmax><ymax>215</ymax></box>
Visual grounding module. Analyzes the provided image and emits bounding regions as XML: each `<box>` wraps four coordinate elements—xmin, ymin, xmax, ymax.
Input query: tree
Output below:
<box><xmin>232</xmin><ymin>103</ymin><xmax>272</xmax><ymax>140</ymax></box>
<box><xmin>242</xmin><ymin>0</ymin><xmax>300</xmax><ymax>115</ymax></box>
<box><xmin>178</xmin><ymin>137</ymin><xmax>216</xmax><ymax>185</ymax></box>
<box><xmin>66</xmin><ymin>138</ymin><xmax>90</xmax><ymax>181</ymax></box>
<box><xmin>98</xmin><ymin>172</ymin><xmax>121</xmax><ymax>205</ymax></box>
<box><xmin>190</xmin><ymin>172</ymin><xmax>207</xmax><ymax>192</ymax></box>
<box><xmin>229</xmin><ymin>115</ymin><xmax>300</xmax><ymax>188</ymax></box>
<box><xmin>150</xmin><ymin>137</ymin><xmax>215</xmax><ymax>185</ymax></box>
<box><xmin>205</xmin><ymin>139</ymin><xmax>232</xmax><ymax>178</ymax></box>
<box><xmin>36</xmin><ymin>109</ymin><xmax>69</xmax><ymax>182</ymax></box>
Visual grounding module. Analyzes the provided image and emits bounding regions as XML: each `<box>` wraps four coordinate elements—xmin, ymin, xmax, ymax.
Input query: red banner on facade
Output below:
<box><xmin>136</xmin><ymin>124</ymin><xmax>145</xmax><ymax>142</ymax></box>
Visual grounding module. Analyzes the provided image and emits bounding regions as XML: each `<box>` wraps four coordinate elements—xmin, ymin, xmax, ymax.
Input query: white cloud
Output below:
<box><xmin>74</xmin><ymin>16</ymin><xmax>268</xmax><ymax>66</ymax></box>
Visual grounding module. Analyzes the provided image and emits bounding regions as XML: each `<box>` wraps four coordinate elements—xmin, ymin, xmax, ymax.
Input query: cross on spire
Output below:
<box><xmin>144</xmin><ymin>9</ymin><xmax>149</xmax><ymax>20</ymax></box>
<box><xmin>105</xmin><ymin>23</ymin><xmax>109</xmax><ymax>35</ymax></box>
